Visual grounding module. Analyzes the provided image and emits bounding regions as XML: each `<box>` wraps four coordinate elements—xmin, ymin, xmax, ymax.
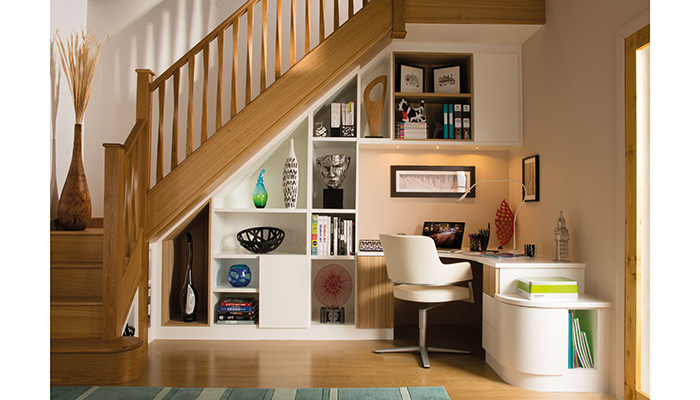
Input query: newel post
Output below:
<box><xmin>391</xmin><ymin>0</ymin><xmax>407</xmax><ymax>39</ymax></box>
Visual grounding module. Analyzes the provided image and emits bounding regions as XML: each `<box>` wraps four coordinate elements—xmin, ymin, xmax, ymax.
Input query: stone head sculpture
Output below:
<box><xmin>316</xmin><ymin>154</ymin><xmax>351</xmax><ymax>189</ymax></box>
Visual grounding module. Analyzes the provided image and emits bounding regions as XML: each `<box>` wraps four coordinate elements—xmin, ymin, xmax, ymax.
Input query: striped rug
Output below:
<box><xmin>50</xmin><ymin>386</ymin><xmax>451</xmax><ymax>400</ymax></box>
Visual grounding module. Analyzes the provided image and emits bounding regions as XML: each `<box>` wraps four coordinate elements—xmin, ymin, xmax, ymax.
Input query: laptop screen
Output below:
<box><xmin>421</xmin><ymin>222</ymin><xmax>465</xmax><ymax>250</ymax></box>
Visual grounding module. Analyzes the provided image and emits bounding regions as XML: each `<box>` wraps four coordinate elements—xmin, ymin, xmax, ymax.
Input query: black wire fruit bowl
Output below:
<box><xmin>236</xmin><ymin>227</ymin><xmax>285</xmax><ymax>253</ymax></box>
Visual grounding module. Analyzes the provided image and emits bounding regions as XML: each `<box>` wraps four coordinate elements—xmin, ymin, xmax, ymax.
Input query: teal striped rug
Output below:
<box><xmin>50</xmin><ymin>386</ymin><xmax>450</xmax><ymax>400</ymax></box>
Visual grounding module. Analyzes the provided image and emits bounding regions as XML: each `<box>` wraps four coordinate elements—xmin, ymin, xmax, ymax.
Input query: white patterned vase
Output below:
<box><xmin>283</xmin><ymin>139</ymin><xmax>299</xmax><ymax>208</ymax></box>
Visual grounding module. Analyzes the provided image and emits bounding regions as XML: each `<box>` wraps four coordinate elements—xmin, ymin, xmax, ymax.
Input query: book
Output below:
<box><xmin>217</xmin><ymin>313</ymin><xmax>257</xmax><ymax>321</ymax></box>
<box><xmin>219</xmin><ymin>297</ymin><xmax>257</xmax><ymax>306</ymax></box>
<box><xmin>463</xmin><ymin>104</ymin><xmax>471</xmax><ymax>140</ymax></box>
<box><xmin>448</xmin><ymin>104</ymin><xmax>454</xmax><ymax>139</ymax></box>
<box><xmin>330</xmin><ymin>103</ymin><xmax>341</xmax><ymax>136</ymax></box>
<box><xmin>216</xmin><ymin>320</ymin><xmax>256</xmax><ymax>325</ymax></box>
<box><xmin>569</xmin><ymin>312</ymin><xmax>594</xmax><ymax>368</ymax></box>
<box><xmin>454</xmin><ymin>104</ymin><xmax>462</xmax><ymax>139</ymax></box>
<box><xmin>218</xmin><ymin>305</ymin><xmax>258</xmax><ymax>312</ymax></box>
<box><xmin>443</xmin><ymin>104</ymin><xmax>448</xmax><ymax>139</ymax></box>
<box><xmin>341</xmin><ymin>102</ymin><xmax>355</xmax><ymax>137</ymax></box>
<box><xmin>311</xmin><ymin>214</ymin><xmax>319</xmax><ymax>255</ymax></box>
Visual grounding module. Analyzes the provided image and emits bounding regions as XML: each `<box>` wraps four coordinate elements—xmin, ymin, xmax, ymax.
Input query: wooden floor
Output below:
<box><xmin>124</xmin><ymin>325</ymin><xmax>614</xmax><ymax>400</ymax></box>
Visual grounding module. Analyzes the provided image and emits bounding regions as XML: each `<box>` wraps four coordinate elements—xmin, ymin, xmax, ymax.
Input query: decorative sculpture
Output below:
<box><xmin>363</xmin><ymin>75</ymin><xmax>387</xmax><ymax>137</ymax></box>
<box><xmin>252</xmin><ymin>169</ymin><xmax>268</xmax><ymax>208</ymax></box>
<box><xmin>314</xmin><ymin>264</ymin><xmax>352</xmax><ymax>323</ymax></box>
<box><xmin>554</xmin><ymin>210</ymin><xmax>570</xmax><ymax>261</ymax></box>
<box><xmin>316</xmin><ymin>154</ymin><xmax>351</xmax><ymax>209</ymax></box>
<box><xmin>282</xmin><ymin>139</ymin><xmax>298</xmax><ymax>208</ymax></box>
<box><xmin>495</xmin><ymin>199</ymin><xmax>514</xmax><ymax>248</ymax></box>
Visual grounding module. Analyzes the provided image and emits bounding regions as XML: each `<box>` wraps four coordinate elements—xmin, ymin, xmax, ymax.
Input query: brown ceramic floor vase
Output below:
<box><xmin>57</xmin><ymin>124</ymin><xmax>92</xmax><ymax>231</ymax></box>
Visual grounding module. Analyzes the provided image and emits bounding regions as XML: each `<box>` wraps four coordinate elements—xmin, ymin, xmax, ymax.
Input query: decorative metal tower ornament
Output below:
<box><xmin>554</xmin><ymin>210</ymin><xmax>570</xmax><ymax>262</ymax></box>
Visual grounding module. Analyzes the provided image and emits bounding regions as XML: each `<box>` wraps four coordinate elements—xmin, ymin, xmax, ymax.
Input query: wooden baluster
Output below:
<box><xmin>124</xmin><ymin>150</ymin><xmax>133</xmax><ymax>257</ymax></box>
<box><xmin>363</xmin><ymin>0</ymin><xmax>368</xmax><ymax>6</ymax></box>
<box><xmin>157</xmin><ymin>82</ymin><xmax>165</xmax><ymax>182</ymax></box>
<box><xmin>231</xmin><ymin>17</ymin><xmax>239</xmax><ymax>117</ymax></box>
<box><xmin>171</xmin><ymin>68</ymin><xmax>180</xmax><ymax>171</ymax></box>
<box><xmin>275</xmin><ymin>0</ymin><xmax>282</xmax><ymax>79</ymax></box>
<box><xmin>135</xmin><ymin>69</ymin><xmax>153</xmax><ymax>191</ymax></box>
<box><xmin>319</xmin><ymin>0</ymin><xmax>325</xmax><ymax>43</ymax></box>
<box><xmin>305</xmin><ymin>0</ymin><xmax>310</xmax><ymax>54</ymax></box>
<box><xmin>260</xmin><ymin>0</ymin><xmax>268</xmax><ymax>91</ymax></box>
<box><xmin>290</xmin><ymin>0</ymin><xmax>297</xmax><ymax>66</ymax></box>
<box><xmin>187</xmin><ymin>56</ymin><xmax>194</xmax><ymax>156</ymax></box>
<box><xmin>246</xmin><ymin>5</ymin><xmax>253</xmax><ymax>105</ymax></box>
<box><xmin>334</xmin><ymin>0</ymin><xmax>339</xmax><ymax>31</ymax></box>
<box><xmin>348</xmin><ymin>0</ymin><xmax>353</xmax><ymax>19</ymax></box>
<box><xmin>201</xmin><ymin>42</ymin><xmax>210</xmax><ymax>143</ymax></box>
<box><xmin>217</xmin><ymin>31</ymin><xmax>224</xmax><ymax>130</ymax></box>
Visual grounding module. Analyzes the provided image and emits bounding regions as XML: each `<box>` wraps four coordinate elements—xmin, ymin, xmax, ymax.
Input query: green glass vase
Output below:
<box><xmin>252</xmin><ymin>169</ymin><xmax>268</xmax><ymax>208</ymax></box>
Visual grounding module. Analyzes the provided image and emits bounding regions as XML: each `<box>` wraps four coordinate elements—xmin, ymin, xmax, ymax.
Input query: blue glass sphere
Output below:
<box><xmin>227</xmin><ymin>264</ymin><xmax>251</xmax><ymax>287</ymax></box>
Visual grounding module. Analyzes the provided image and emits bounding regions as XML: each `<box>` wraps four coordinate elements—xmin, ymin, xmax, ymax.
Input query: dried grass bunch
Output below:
<box><xmin>55</xmin><ymin>28</ymin><xmax>108</xmax><ymax>124</ymax></box>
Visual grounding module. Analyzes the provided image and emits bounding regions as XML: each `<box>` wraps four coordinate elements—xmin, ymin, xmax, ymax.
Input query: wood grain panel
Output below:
<box><xmin>145</xmin><ymin>0</ymin><xmax>393</xmax><ymax>240</ymax></box>
<box><xmin>357</xmin><ymin>256</ymin><xmax>394</xmax><ymax>329</ymax></box>
<box><xmin>51</xmin><ymin>230</ymin><xmax>103</xmax><ymax>264</ymax></box>
<box><xmin>51</xmin><ymin>337</ymin><xmax>142</xmax><ymax>385</ymax></box>
<box><xmin>51</xmin><ymin>304</ymin><xmax>103</xmax><ymax>338</ymax></box>
<box><xmin>51</xmin><ymin>266</ymin><xmax>103</xmax><ymax>299</ymax></box>
<box><xmin>482</xmin><ymin>265</ymin><xmax>499</xmax><ymax>297</ymax></box>
<box><xmin>405</xmin><ymin>0</ymin><xmax>545</xmax><ymax>25</ymax></box>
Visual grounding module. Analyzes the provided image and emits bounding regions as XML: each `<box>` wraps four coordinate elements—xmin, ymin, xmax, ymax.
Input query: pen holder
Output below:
<box><xmin>480</xmin><ymin>233</ymin><xmax>490</xmax><ymax>252</ymax></box>
<box><xmin>469</xmin><ymin>237</ymin><xmax>480</xmax><ymax>252</ymax></box>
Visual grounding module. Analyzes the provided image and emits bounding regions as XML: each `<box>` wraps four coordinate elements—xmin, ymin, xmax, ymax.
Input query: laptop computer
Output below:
<box><xmin>421</xmin><ymin>221</ymin><xmax>465</xmax><ymax>251</ymax></box>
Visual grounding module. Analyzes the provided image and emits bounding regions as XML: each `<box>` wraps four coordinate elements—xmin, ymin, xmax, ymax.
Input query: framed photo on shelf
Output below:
<box><xmin>522</xmin><ymin>155</ymin><xmax>540</xmax><ymax>202</ymax></box>
<box><xmin>390</xmin><ymin>165</ymin><xmax>476</xmax><ymax>198</ymax></box>
<box><xmin>399</xmin><ymin>64</ymin><xmax>424</xmax><ymax>93</ymax></box>
<box><xmin>433</xmin><ymin>65</ymin><xmax>461</xmax><ymax>93</ymax></box>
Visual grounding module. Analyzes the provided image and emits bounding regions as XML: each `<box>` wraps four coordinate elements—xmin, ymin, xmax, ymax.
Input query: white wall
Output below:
<box><xmin>514</xmin><ymin>1</ymin><xmax>649</xmax><ymax>398</ymax></box>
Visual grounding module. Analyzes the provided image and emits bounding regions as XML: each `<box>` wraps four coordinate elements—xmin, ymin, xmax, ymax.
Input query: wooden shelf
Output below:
<box><xmin>395</xmin><ymin>91</ymin><xmax>472</xmax><ymax>103</ymax></box>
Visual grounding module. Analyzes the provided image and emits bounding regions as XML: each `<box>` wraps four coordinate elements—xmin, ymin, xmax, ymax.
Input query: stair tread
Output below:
<box><xmin>51</xmin><ymin>337</ymin><xmax>143</xmax><ymax>353</ymax></box>
<box><xmin>51</xmin><ymin>227</ymin><xmax>104</xmax><ymax>236</ymax></box>
<box><xmin>51</xmin><ymin>295</ymin><xmax>102</xmax><ymax>306</ymax></box>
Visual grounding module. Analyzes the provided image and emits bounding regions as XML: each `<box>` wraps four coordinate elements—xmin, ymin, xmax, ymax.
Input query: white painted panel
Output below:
<box><xmin>473</xmin><ymin>53</ymin><xmax>521</xmax><ymax>144</ymax></box>
<box><xmin>483</xmin><ymin>292</ymin><xmax>496</xmax><ymax>327</ymax></box>
<box><xmin>482</xmin><ymin>321</ymin><xmax>496</xmax><ymax>354</ymax></box>
<box><xmin>259</xmin><ymin>255</ymin><xmax>310</xmax><ymax>328</ymax></box>
<box><xmin>496</xmin><ymin>300</ymin><xmax>567</xmax><ymax>375</ymax></box>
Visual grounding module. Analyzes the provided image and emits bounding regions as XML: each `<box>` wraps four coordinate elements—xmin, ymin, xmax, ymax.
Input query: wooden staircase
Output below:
<box><xmin>50</xmin><ymin>226</ymin><xmax>143</xmax><ymax>385</ymax></box>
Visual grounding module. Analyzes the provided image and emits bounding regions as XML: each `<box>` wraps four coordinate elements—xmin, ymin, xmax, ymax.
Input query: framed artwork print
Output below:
<box><xmin>522</xmin><ymin>155</ymin><xmax>539</xmax><ymax>202</ymax></box>
<box><xmin>390</xmin><ymin>165</ymin><xmax>476</xmax><ymax>198</ymax></box>
<box><xmin>399</xmin><ymin>64</ymin><xmax>424</xmax><ymax>93</ymax></box>
<box><xmin>433</xmin><ymin>65</ymin><xmax>460</xmax><ymax>93</ymax></box>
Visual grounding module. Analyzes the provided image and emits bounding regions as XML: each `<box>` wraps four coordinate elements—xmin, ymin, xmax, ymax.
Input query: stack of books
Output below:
<box><xmin>311</xmin><ymin>215</ymin><xmax>354</xmax><ymax>256</ymax></box>
<box><xmin>517</xmin><ymin>277</ymin><xmax>578</xmax><ymax>301</ymax></box>
<box><xmin>441</xmin><ymin>103</ymin><xmax>472</xmax><ymax>140</ymax></box>
<box><xmin>395</xmin><ymin>121</ymin><xmax>428</xmax><ymax>139</ymax></box>
<box><xmin>569</xmin><ymin>312</ymin><xmax>594</xmax><ymax>368</ymax></box>
<box><xmin>330</xmin><ymin>102</ymin><xmax>355</xmax><ymax>137</ymax></box>
<box><xmin>216</xmin><ymin>297</ymin><xmax>258</xmax><ymax>325</ymax></box>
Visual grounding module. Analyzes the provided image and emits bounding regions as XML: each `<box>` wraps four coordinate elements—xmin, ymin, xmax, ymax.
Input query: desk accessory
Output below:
<box><xmin>458</xmin><ymin>179</ymin><xmax>527</xmax><ymax>251</ymax></box>
<box><xmin>359</xmin><ymin>239</ymin><xmax>382</xmax><ymax>252</ymax></box>
<box><xmin>316</xmin><ymin>154</ymin><xmax>351</xmax><ymax>208</ymax></box>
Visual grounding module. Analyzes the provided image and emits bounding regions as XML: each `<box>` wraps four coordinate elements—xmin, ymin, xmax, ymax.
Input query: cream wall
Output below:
<box><xmin>358</xmin><ymin>149</ymin><xmax>510</xmax><ymax>245</ymax></box>
<box><xmin>513</xmin><ymin>1</ymin><xmax>649</xmax><ymax>398</ymax></box>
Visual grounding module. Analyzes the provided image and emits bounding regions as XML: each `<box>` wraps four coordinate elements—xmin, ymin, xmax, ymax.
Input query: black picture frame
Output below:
<box><xmin>522</xmin><ymin>155</ymin><xmax>540</xmax><ymax>202</ymax></box>
<box><xmin>398</xmin><ymin>64</ymin><xmax>425</xmax><ymax>93</ymax></box>
<box><xmin>390</xmin><ymin>165</ymin><xmax>476</xmax><ymax>198</ymax></box>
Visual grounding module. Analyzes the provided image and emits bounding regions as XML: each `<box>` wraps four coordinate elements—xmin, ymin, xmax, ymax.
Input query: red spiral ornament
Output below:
<box><xmin>314</xmin><ymin>264</ymin><xmax>352</xmax><ymax>308</ymax></box>
<box><xmin>495</xmin><ymin>199</ymin><xmax>514</xmax><ymax>248</ymax></box>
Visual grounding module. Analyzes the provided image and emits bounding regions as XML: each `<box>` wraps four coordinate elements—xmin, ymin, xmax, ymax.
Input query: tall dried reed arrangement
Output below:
<box><xmin>55</xmin><ymin>28</ymin><xmax>107</xmax><ymax>124</ymax></box>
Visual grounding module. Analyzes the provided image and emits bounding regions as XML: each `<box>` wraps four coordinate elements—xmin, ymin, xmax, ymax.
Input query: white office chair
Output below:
<box><xmin>375</xmin><ymin>234</ymin><xmax>474</xmax><ymax>368</ymax></box>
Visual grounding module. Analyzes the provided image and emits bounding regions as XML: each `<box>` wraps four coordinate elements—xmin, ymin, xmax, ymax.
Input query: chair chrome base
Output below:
<box><xmin>374</xmin><ymin>305</ymin><xmax>471</xmax><ymax>368</ymax></box>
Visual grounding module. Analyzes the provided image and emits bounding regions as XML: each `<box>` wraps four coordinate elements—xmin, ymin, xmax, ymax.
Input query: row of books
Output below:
<box><xmin>442</xmin><ymin>103</ymin><xmax>472</xmax><ymax>140</ymax></box>
<box><xmin>311</xmin><ymin>215</ymin><xmax>355</xmax><ymax>256</ymax></box>
<box><xmin>569</xmin><ymin>312</ymin><xmax>594</xmax><ymax>368</ymax></box>
<box><xmin>394</xmin><ymin>122</ymin><xmax>428</xmax><ymax>139</ymax></box>
<box><xmin>330</xmin><ymin>102</ymin><xmax>355</xmax><ymax>137</ymax></box>
<box><xmin>216</xmin><ymin>297</ymin><xmax>258</xmax><ymax>325</ymax></box>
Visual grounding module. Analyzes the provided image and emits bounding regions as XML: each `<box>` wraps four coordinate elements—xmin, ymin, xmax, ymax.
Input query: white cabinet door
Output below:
<box><xmin>473</xmin><ymin>53</ymin><xmax>522</xmax><ymax>145</ymax></box>
<box><xmin>259</xmin><ymin>255</ymin><xmax>310</xmax><ymax>328</ymax></box>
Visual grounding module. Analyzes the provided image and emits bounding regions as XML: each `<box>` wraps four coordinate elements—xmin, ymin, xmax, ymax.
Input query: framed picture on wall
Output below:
<box><xmin>399</xmin><ymin>64</ymin><xmax>424</xmax><ymax>93</ymax></box>
<box><xmin>433</xmin><ymin>65</ymin><xmax>461</xmax><ymax>93</ymax></box>
<box><xmin>522</xmin><ymin>155</ymin><xmax>540</xmax><ymax>202</ymax></box>
<box><xmin>390</xmin><ymin>165</ymin><xmax>476</xmax><ymax>198</ymax></box>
